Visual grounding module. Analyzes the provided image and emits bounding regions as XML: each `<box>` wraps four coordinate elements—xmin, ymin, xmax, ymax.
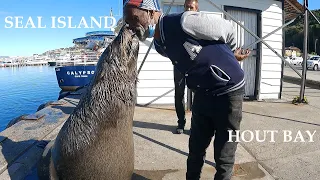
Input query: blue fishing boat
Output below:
<box><xmin>55</xmin><ymin>30</ymin><xmax>116</xmax><ymax>91</ymax></box>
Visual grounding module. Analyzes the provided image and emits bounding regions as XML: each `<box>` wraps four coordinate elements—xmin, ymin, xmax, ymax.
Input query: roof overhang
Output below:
<box><xmin>283</xmin><ymin>0</ymin><xmax>304</xmax><ymax>21</ymax></box>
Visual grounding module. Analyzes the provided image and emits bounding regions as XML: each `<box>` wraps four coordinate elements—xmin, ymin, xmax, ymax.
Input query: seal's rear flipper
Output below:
<box><xmin>37</xmin><ymin>140</ymin><xmax>55</xmax><ymax>180</ymax></box>
<box><xmin>37</xmin><ymin>140</ymin><xmax>50</xmax><ymax>149</ymax></box>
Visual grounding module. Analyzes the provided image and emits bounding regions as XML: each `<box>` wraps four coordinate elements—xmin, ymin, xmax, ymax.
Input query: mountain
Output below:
<box><xmin>285</xmin><ymin>9</ymin><xmax>320</xmax><ymax>55</ymax></box>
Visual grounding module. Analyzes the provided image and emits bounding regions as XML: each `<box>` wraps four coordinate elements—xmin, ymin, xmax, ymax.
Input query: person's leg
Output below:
<box><xmin>186</xmin><ymin>92</ymin><xmax>215</xmax><ymax>180</ymax></box>
<box><xmin>212</xmin><ymin>89</ymin><xmax>244</xmax><ymax>180</ymax></box>
<box><xmin>174</xmin><ymin>67</ymin><xmax>186</xmax><ymax>133</ymax></box>
<box><xmin>189</xmin><ymin>89</ymin><xmax>195</xmax><ymax>132</ymax></box>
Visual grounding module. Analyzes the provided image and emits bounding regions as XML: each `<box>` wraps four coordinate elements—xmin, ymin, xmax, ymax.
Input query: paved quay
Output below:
<box><xmin>1</xmin><ymin>80</ymin><xmax>320</xmax><ymax>179</ymax></box>
<box><xmin>239</xmin><ymin>98</ymin><xmax>320</xmax><ymax>180</ymax></box>
<box><xmin>249</xmin><ymin>66</ymin><xmax>320</xmax><ymax>180</ymax></box>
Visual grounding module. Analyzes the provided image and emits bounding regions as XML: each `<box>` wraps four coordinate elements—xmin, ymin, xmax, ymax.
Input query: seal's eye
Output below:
<box><xmin>133</xmin><ymin>16</ymin><xmax>139</xmax><ymax>22</ymax></box>
<box><xmin>125</xmin><ymin>15</ymin><xmax>139</xmax><ymax>29</ymax></box>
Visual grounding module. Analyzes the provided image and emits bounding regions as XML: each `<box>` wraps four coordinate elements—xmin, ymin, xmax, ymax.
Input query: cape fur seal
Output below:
<box><xmin>38</xmin><ymin>25</ymin><xmax>139</xmax><ymax>180</ymax></box>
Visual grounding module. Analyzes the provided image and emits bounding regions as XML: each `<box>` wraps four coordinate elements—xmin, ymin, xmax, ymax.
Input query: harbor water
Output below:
<box><xmin>0</xmin><ymin>66</ymin><xmax>61</xmax><ymax>132</ymax></box>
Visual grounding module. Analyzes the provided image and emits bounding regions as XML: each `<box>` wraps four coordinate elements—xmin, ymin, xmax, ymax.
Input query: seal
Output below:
<box><xmin>38</xmin><ymin>25</ymin><xmax>139</xmax><ymax>180</ymax></box>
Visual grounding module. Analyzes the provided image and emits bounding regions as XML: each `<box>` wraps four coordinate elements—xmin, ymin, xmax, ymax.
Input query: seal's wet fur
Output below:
<box><xmin>38</xmin><ymin>25</ymin><xmax>139</xmax><ymax>180</ymax></box>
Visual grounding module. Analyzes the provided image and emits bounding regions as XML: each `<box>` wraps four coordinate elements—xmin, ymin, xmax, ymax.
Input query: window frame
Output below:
<box><xmin>161</xmin><ymin>3</ymin><xmax>185</xmax><ymax>14</ymax></box>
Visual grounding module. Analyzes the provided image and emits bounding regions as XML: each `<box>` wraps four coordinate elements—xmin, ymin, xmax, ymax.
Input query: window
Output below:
<box><xmin>162</xmin><ymin>4</ymin><xmax>184</xmax><ymax>14</ymax></box>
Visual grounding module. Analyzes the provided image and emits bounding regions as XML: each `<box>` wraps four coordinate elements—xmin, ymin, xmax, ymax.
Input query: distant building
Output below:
<box><xmin>285</xmin><ymin>46</ymin><xmax>302</xmax><ymax>57</ymax></box>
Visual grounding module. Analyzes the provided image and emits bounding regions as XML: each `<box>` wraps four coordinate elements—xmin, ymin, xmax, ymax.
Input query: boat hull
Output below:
<box><xmin>55</xmin><ymin>65</ymin><xmax>96</xmax><ymax>91</ymax></box>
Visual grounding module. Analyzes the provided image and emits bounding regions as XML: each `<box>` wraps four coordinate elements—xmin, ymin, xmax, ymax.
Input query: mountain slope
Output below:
<box><xmin>285</xmin><ymin>9</ymin><xmax>320</xmax><ymax>54</ymax></box>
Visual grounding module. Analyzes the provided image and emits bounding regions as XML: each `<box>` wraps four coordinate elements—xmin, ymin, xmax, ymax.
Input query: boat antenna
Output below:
<box><xmin>110</xmin><ymin>7</ymin><xmax>115</xmax><ymax>32</ymax></box>
<box><xmin>119</xmin><ymin>0</ymin><xmax>121</xmax><ymax>16</ymax></box>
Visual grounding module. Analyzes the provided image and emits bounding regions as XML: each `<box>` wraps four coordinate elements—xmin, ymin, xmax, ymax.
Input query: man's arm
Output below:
<box><xmin>154</xmin><ymin>21</ymin><xmax>168</xmax><ymax>58</ymax></box>
<box><xmin>180</xmin><ymin>11</ymin><xmax>237</xmax><ymax>51</ymax></box>
<box><xmin>180</xmin><ymin>11</ymin><xmax>252</xmax><ymax>61</ymax></box>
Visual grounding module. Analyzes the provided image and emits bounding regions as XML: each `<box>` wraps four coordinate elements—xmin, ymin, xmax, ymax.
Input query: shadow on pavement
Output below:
<box><xmin>133</xmin><ymin>131</ymin><xmax>215</xmax><ymax>167</ymax></box>
<box><xmin>243</xmin><ymin>111</ymin><xmax>320</xmax><ymax>127</ymax></box>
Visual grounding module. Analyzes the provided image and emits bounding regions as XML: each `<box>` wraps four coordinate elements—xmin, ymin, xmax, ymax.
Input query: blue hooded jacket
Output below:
<box><xmin>154</xmin><ymin>12</ymin><xmax>245</xmax><ymax>96</ymax></box>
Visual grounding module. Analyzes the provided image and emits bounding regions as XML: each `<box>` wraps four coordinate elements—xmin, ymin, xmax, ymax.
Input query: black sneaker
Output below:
<box><xmin>176</xmin><ymin>125</ymin><xmax>185</xmax><ymax>134</ymax></box>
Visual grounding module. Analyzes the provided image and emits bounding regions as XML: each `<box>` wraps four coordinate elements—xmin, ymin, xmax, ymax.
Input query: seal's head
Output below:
<box><xmin>95</xmin><ymin>25</ymin><xmax>139</xmax><ymax>83</ymax></box>
<box><xmin>123</xmin><ymin>0</ymin><xmax>162</xmax><ymax>41</ymax></box>
<box><xmin>111</xmin><ymin>25</ymin><xmax>139</xmax><ymax>75</ymax></box>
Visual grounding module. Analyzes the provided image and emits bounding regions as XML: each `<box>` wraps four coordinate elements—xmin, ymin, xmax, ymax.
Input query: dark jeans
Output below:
<box><xmin>174</xmin><ymin>67</ymin><xmax>186</xmax><ymax>127</ymax></box>
<box><xmin>186</xmin><ymin>87</ymin><xmax>244</xmax><ymax>180</ymax></box>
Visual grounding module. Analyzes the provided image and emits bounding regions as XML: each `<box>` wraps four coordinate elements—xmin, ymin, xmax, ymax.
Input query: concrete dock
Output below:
<box><xmin>0</xmin><ymin>62</ymin><xmax>48</xmax><ymax>67</ymax></box>
<box><xmin>1</xmin><ymin>77</ymin><xmax>320</xmax><ymax>179</ymax></box>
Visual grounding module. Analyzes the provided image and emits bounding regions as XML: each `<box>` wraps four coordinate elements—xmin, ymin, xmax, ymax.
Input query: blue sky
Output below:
<box><xmin>0</xmin><ymin>0</ymin><xmax>319</xmax><ymax>56</ymax></box>
<box><xmin>298</xmin><ymin>0</ymin><xmax>319</xmax><ymax>10</ymax></box>
<box><xmin>0</xmin><ymin>0</ymin><xmax>123</xmax><ymax>56</ymax></box>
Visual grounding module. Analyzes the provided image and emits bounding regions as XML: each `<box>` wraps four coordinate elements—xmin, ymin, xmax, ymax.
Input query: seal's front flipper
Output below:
<box><xmin>37</xmin><ymin>140</ymin><xmax>50</xmax><ymax>149</ymax></box>
<box><xmin>37</xmin><ymin>140</ymin><xmax>55</xmax><ymax>180</ymax></box>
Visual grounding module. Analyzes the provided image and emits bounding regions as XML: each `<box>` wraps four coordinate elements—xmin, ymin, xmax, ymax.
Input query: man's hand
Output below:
<box><xmin>234</xmin><ymin>48</ymin><xmax>251</xmax><ymax>61</ymax></box>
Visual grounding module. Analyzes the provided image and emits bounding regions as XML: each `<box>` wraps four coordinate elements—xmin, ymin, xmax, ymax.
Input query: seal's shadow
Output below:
<box><xmin>132</xmin><ymin>173</ymin><xmax>150</xmax><ymax>180</ymax></box>
<box><xmin>0</xmin><ymin>135</ymin><xmax>45</xmax><ymax>180</ymax></box>
<box><xmin>132</xmin><ymin>169</ymin><xmax>179</xmax><ymax>180</ymax></box>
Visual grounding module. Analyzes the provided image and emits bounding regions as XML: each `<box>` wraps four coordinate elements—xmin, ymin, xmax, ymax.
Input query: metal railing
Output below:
<box><xmin>300</xmin><ymin>0</ymin><xmax>309</xmax><ymax>102</ymax></box>
<box><xmin>206</xmin><ymin>0</ymin><xmax>303</xmax><ymax>78</ymax></box>
<box><xmin>136</xmin><ymin>0</ymin><xmax>318</xmax><ymax>105</ymax></box>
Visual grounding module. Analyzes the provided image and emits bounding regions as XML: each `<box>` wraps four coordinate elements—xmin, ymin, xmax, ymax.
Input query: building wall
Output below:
<box><xmin>136</xmin><ymin>40</ymin><xmax>178</xmax><ymax>105</ymax></box>
<box><xmin>259</xmin><ymin>1</ymin><xmax>283</xmax><ymax>99</ymax></box>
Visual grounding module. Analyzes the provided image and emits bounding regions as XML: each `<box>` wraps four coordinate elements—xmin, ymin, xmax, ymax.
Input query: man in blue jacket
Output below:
<box><xmin>123</xmin><ymin>0</ymin><xmax>250</xmax><ymax>179</ymax></box>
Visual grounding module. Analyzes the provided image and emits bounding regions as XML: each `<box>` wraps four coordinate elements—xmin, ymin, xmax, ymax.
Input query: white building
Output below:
<box><xmin>136</xmin><ymin>0</ymin><xmax>302</xmax><ymax>106</ymax></box>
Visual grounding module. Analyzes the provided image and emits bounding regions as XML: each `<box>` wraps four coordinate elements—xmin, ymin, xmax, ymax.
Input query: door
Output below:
<box><xmin>225</xmin><ymin>7</ymin><xmax>261</xmax><ymax>98</ymax></box>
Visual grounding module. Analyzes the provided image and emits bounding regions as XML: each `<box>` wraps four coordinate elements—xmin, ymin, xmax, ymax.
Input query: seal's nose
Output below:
<box><xmin>122</xmin><ymin>24</ymin><xmax>136</xmax><ymax>36</ymax></box>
